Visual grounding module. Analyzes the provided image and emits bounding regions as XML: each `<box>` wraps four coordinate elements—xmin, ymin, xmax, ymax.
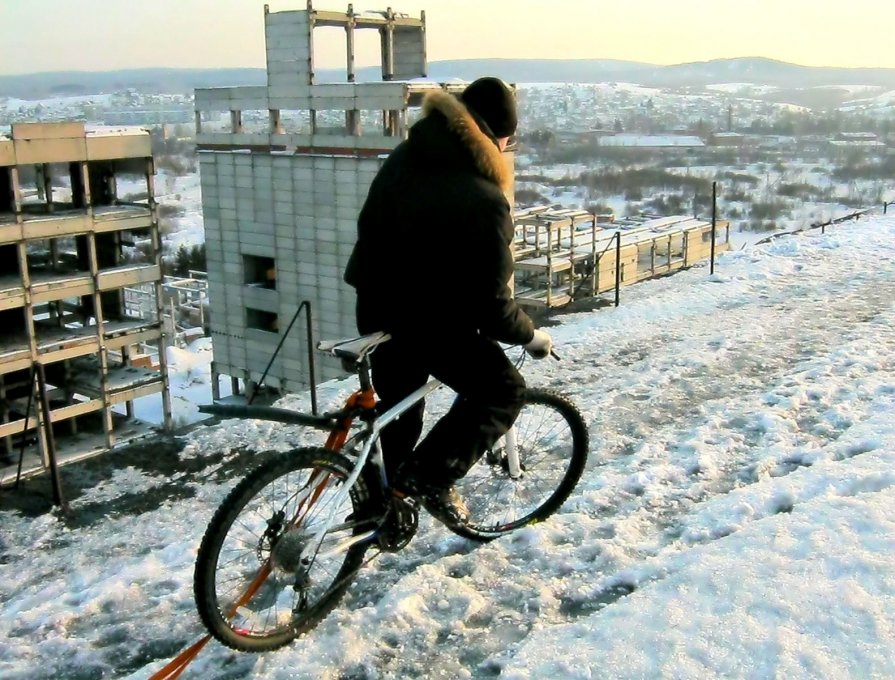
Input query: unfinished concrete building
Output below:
<box><xmin>0</xmin><ymin>122</ymin><xmax>171</xmax><ymax>483</ymax></box>
<box><xmin>196</xmin><ymin>2</ymin><xmax>515</xmax><ymax>395</ymax></box>
<box><xmin>513</xmin><ymin>210</ymin><xmax>731</xmax><ymax>307</ymax></box>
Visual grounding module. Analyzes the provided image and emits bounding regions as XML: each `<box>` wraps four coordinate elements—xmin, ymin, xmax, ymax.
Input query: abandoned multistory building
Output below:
<box><xmin>196</xmin><ymin>2</ymin><xmax>515</xmax><ymax>396</ymax></box>
<box><xmin>0</xmin><ymin>122</ymin><xmax>171</xmax><ymax>483</ymax></box>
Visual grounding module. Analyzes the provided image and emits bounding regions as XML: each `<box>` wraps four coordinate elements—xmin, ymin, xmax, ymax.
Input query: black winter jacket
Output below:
<box><xmin>344</xmin><ymin>91</ymin><xmax>534</xmax><ymax>346</ymax></box>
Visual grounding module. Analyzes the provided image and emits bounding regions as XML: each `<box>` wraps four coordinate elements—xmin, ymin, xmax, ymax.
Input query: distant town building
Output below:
<box><xmin>103</xmin><ymin>108</ymin><xmax>193</xmax><ymax>126</ymax></box>
<box><xmin>709</xmin><ymin>132</ymin><xmax>746</xmax><ymax>147</ymax></box>
<box><xmin>829</xmin><ymin>132</ymin><xmax>885</xmax><ymax>158</ymax></box>
<box><xmin>597</xmin><ymin>134</ymin><xmax>705</xmax><ymax>149</ymax></box>
<box><xmin>835</xmin><ymin>132</ymin><xmax>879</xmax><ymax>142</ymax></box>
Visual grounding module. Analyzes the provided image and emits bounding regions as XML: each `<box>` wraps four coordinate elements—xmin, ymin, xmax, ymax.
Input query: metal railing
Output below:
<box><xmin>568</xmin><ymin>230</ymin><xmax>622</xmax><ymax>307</ymax></box>
<box><xmin>249</xmin><ymin>300</ymin><xmax>318</xmax><ymax>415</ymax></box>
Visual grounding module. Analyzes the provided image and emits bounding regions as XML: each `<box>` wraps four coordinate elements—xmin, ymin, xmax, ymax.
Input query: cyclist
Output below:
<box><xmin>344</xmin><ymin>77</ymin><xmax>553</xmax><ymax>526</ymax></box>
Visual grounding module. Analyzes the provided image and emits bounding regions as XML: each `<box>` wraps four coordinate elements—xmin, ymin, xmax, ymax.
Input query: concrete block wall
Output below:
<box><xmin>204</xmin><ymin>150</ymin><xmax>384</xmax><ymax>390</ymax></box>
<box><xmin>265</xmin><ymin>10</ymin><xmax>312</xmax><ymax>90</ymax></box>
<box><xmin>392</xmin><ymin>27</ymin><xmax>426</xmax><ymax>80</ymax></box>
<box><xmin>200</xmin><ymin>4</ymin><xmax>432</xmax><ymax>393</ymax></box>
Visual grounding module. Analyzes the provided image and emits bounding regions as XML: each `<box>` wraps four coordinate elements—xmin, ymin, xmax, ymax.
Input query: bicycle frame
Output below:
<box><xmin>199</xmin><ymin>342</ymin><xmax>526</xmax><ymax>565</ymax></box>
<box><xmin>301</xmin><ymin>376</ymin><xmax>443</xmax><ymax>563</ymax></box>
<box><xmin>305</xmin><ymin>349</ymin><xmax>528</xmax><ymax>561</ymax></box>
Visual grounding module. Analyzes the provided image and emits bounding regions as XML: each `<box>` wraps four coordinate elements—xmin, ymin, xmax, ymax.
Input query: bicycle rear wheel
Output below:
<box><xmin>450</xmin><ymin>388</ymin><xmax>588</xmax><ymax>541</ymax></box>
<box><xmin>193</xmin><ymin>448</ymin><xmax>372</xmax><ymax>652</ymax></box>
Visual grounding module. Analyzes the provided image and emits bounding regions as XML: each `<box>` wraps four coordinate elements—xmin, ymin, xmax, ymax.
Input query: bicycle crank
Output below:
<box><xmin>376</xmin><ymin>496</ymin><xmax>418</xmax><ymax>552</ymax></box>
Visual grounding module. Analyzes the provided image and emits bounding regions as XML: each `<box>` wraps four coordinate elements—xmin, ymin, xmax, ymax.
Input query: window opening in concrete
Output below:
<box><xmin>314</xmin><ymin>108</ymin><xmax>351</xmax><ymax>136</ymax></box>
<box><xmin>17</xmin><ymin>162</ymin><xmax>82</xmax><ymax>213</ymax></box>
<box><xmin>27</xmin><ymin>236</ymin><xmax>87</xmax><ymax>277</ymax></box>
<box><xmin>278</xmin><ymin>110</ymin><xmax>313</xmax><ymax>135</ymax></box>
<box><xmin>107</xmin><ymin>157</ymin><xmax>150</xmax><ymax>203</ymax></box>
<box><xmin>118</xmin><ymin>228</ymin><xmax>156</xmax><ymax>266</ymax></box>
<box><xmin>1</xmin><ymin>366</ymin><xmax>38</xmax><ymax>466</ymax></box>
<box><xmin>0</xmin><ymin>243</ymin><xmax>20</xmax><ymax>278</ymax></box>
<box><xmin>246</xmin><ymin>307</ymin><xmax>279</xmax><ymax>333</ymax></box>
<box><xmin>313</xmin><ymin>26</ymin><xmax>350</xmax><ymax>82</ymax></box>
<box><xmin>0</xmin><ymin>307</ymin><xmax>28</xmax><ymax>360</ymax></box>
<box><xmin>240</xmin><ymin>110</ymin><xmax>271</xmax><ymax>135</ymax></box>
<box><xmin>243</xmin><ymin>255</ymin><xmax>277</xmax><ymax>289</ymax></box>
<box><xmin>352</xmin><ymin>24</ymin><xmax>383</xmax><ymax>79</ymax></box>
<box><xmin>199</xmin><ymin>111</ymin><xmax>233</xmax><ymax>134</ymax></box>
<box><xmin>0</xmin><ymin>167</ymin><xmax>12</xmax><ymax>214</ymax></box>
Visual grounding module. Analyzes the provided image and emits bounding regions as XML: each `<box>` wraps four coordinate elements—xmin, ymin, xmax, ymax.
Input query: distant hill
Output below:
<box><xmin>3</xmin><ymin>58</ymin><xmax>895</xmax><ymax>99</ymax></box>
<box><xmin>423</xmin><ymin>57</ymin><xmax>895</xmax><ymax>90</ymax></box>
<box><xmin>0</xmin><ymin>68</ymin><xmax>267</xmax><ymax>99</ymax></box>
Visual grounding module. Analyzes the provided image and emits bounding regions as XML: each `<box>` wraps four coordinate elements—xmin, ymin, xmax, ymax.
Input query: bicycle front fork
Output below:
<box><xmin>504</xmin><ymin>426</ymin><xmax>523</xmax><ymax>479</ymax></box>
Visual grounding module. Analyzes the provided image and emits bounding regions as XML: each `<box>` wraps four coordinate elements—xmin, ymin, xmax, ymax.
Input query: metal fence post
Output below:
<box><xmin>249</xmin><ymin>300</ymin><xmax>318</xmax><ymax>415</ymax></box>
<box><xmin>614</xmin><ymin>231</ymin><xmax>621</xmax><ymax>307</ymax></box>
<box><xmin>710</xmin><ymin>181</ymin><xmax>717</xmax><ymax>275</ymax></box>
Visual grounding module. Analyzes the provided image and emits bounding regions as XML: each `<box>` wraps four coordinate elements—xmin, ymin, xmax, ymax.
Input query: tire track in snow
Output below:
<box><xmin>299</xmin><ymin>235</ymin><xmax>895</xmax><ymax>678</ymax></box>
<box><xmin>233</xmin><ymin>232</ymin><xmax>895</xmax><ymax>679</ymax></box>
<box><xmin>136</xmin><ymin>228</ymin><xmax>895</xmax><ymax>679</ymax></box>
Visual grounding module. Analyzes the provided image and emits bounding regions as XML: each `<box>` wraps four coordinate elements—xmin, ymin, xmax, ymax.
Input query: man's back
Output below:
<box><xmin>345</xmin><ymin>89</ymin><xmax>531</xmax><ymax>345</ymax></box>
<box><xmin>342</xmin><ymin>77</ymin><xmax>552</xmax><ymax>523</ymax></box>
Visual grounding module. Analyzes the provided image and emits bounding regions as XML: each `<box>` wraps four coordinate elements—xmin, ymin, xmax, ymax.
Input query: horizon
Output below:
<box><xmin>0</xmin><ymin>55</ymin><xmax>895</xmax><ymax>78</ymax></box>
<box><xmin>6</xmin><ymin>55</ymin><xmax>895</xmax><ymax>79</ymax></box>
<box><xmin>2</xmin><ymin>1</ymin><xmax>895</xmax><ymax>76</ymax></box>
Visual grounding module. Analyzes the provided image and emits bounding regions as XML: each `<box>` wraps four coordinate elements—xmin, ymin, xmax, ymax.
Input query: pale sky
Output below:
<box><xmin>1</xmin><ymin>0</ymin><xmax>894</xmax><ymax>76</ymax></box>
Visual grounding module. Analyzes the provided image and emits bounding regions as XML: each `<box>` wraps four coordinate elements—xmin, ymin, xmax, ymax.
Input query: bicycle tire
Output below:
<box><xmin>449</xmin><ymin>388</ymin><xmax>589</xmax><ymax>541</ymax></box>
<box><xmin>193</xmin><ymin>447</ymin><xmax>371</xmax><ymax>652</ymax></box>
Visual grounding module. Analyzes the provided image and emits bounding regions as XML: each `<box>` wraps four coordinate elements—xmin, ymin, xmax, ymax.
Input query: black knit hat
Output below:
<box><xmin>460</xmin><ymin>77</ymin><xmax>517</xmax><ymax>138</ymax></box>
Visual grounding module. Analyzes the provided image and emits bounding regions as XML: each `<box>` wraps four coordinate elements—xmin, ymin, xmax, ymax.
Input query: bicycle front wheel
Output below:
<box><xmin>450</xmin><ymin>388</ymin><xmax>589</xmax><ymax>541</ymax></box>
<box><xmin>193</xmin><ymin>448</ymin><xmax>371</xmax><ymax>652</ymax></box>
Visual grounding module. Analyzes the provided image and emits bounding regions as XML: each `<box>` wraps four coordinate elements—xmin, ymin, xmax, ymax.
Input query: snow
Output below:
<box><xmin>706</xmin><ymin>83</ymin><xmax>781</xmax><ymax>95</ymax></box>
<box><xmin>3</xmin><ymin>215</ymin><xmax>895</xmax><ymax>678</ymax></box>
<box><xmin>1</xmin><ymin>94</ymin><xmax>116</xmax><ymax>112</ymax></box>
<box><xmin>129</xmin><ymin>337</ymin><xmax>233</xmax><ymax>428</ymax></box>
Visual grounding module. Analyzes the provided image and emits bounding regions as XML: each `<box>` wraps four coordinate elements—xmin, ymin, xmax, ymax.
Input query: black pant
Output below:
<box><xmin>368</xmin><ymin>332</ymin><xmax>526</xmax><ymax>489</ymax></box>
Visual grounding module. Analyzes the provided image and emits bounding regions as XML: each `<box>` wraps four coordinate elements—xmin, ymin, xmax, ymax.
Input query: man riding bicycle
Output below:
<box><xmin>344</xmin><ymin>77</ymin><xmax>553</xmax><ymax>526</ymax></box>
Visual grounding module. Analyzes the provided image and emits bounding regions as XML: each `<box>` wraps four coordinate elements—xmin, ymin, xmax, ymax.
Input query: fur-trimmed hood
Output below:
<box><xmin>420</xmin><ymin>90</ymin><xmax>511</xmax><ymax>192</ymax></box>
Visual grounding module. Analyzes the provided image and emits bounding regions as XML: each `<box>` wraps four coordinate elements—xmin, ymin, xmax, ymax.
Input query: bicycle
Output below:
<box><xmin>192</xmin><ymin>331</ymin><xmax>589</xmax><ymax>653</ymax></box>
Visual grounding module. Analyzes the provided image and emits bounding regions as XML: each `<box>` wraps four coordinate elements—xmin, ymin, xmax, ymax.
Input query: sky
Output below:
<box><xmin>2</xmin><ymin>0</ymin><xmax>895</xmax><ymax>76</ymax></box>
<box><xmin>2</xmin><ymin>213</ymin><xmax>895</xmax><ymax>677</ymax></box>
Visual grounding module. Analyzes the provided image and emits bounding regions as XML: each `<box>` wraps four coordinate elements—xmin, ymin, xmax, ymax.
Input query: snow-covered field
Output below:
<box><xmin>2</xmin><ymin>215</ymin><xmax>895</xmax><ymax>678</ymax></box>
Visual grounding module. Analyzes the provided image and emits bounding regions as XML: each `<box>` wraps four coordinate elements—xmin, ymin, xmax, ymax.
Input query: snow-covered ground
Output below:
<box><xmin>154</xmin><ymin>169</ymin><xmax>204</xmax><ymax>252</ymax></box>
<box><xmin>2</xmin><ymin>215</ymin><xmax>895</xmax><ymax>678</ymax></box>
<box><xmin>126</xmin><ymin>337</ymin><xmax>233</xmax><ymax>429</ymax></box>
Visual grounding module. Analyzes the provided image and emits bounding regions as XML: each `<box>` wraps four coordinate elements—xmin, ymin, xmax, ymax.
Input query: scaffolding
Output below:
<box><xmin>0</xmin><ymin>122</ymin><xmax>171</xmax><ymax>484</ymax></box>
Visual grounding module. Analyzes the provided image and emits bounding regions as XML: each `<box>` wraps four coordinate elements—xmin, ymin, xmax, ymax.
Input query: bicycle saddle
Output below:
<box><xmin>317</xmin><ymin>331</ymin><xmax>391</xmax><ymax>362</ymax></box>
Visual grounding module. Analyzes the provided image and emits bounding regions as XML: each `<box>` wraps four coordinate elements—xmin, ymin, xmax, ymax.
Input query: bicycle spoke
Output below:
<box><xmin>194</xmin><ymin>448</ymin><xmax>371</xmax><ymax>651</ymax></box>
<box><xmin>451</xmin><ymin>389</ymin><xmax>587</xmax><ymax>540</ymax></box>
